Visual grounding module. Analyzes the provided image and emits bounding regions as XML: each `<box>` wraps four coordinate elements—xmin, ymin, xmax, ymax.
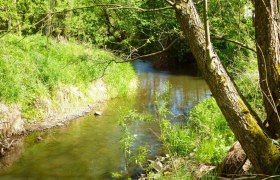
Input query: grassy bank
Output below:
<box><xmin>0</xmin><ymin>34</ymin><xmax>136</xmax><ymax>135</ymax></box>
<box><xmin>120</xmin><ymin>51</ymin><xmax>263</xmax><ymax>179</ymax></box>
<box><xmin>155</xmin><ymin>54</ymin><xmax>263</xmax><ymax>178</ymax></box>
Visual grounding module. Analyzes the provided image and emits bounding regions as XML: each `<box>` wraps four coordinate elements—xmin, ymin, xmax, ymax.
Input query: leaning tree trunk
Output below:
<box><xmin>255</xmin><ymin>0</ymin><xmax>280</xmax><ymax>138</ymax></box>
<box><xmin>173</xmin><ymin>0</ymin><xmax>280</xmax><ymax>174</ymax></box>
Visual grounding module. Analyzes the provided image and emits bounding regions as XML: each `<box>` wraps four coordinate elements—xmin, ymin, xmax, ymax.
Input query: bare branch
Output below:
<box><xmin>48</xmin><ymin>4</ymin><xmax>173</xmax><ymax>15</ymax></box>
<box><xmin>107</xmin><ymin>5</ymin><xmax>173</xmax><ymax>12</ymax></box>
<box><xmin>164</xmin><ymin>0</ymin><xmax>175</xmax><ymax>6</ymax></box>
<box><xmin>211</xmin><ymin>35</ymin><xmax>257</xmax><ymax>53</ymax></box>
<box><xmin>132</xmin><ymin>38</ymin><xmax>179</xmax><ymax>60</ymax></box>
<box><xmin>92</xmin><ymin>37</ymin><xmax>179</xmax><ymax>66</ymax></box>
<box><xmin>203</xmin><ymin>0</ymin><xmax>213</xmax><ymax>59</ymax></box>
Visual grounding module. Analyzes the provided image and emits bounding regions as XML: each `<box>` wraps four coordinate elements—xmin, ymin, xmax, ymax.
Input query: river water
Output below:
<box><xmin>0</xmin><ymin>60</ymin><xmax>210</xmax><ymax>179</ymax></box>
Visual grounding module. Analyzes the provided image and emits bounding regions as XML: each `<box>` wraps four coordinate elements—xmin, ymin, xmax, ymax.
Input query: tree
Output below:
<box><xmin>171</xmin><ymin>0</ymin><xmax>280</xmax><ymax>174</ymax></box>
<box><xmin>1</xmin><ymin>0</ymin><xmax>279</xmax><ymax>174</ymax></box>
<box><xmin>255</xmin><ymin>0</ymin><xmax>280</xmax><ymax>138</ymax></box>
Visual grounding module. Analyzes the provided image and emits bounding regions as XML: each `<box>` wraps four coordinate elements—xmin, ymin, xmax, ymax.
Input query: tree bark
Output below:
<box><xmin>174</xmin><ymin>0</ymin><xmax>280</xmax><ymax>174</ymax></box>
<box><xmin>255</xmin><ymin>0</ymin><xmax>280</xmax><ymax>138</ymax></box>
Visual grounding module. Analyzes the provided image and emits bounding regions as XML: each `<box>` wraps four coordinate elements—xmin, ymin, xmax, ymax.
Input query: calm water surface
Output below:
<box><xmin>0</xmin><ymin>61</ymin><xmax>210</xmax><ymax>179</ymax></box>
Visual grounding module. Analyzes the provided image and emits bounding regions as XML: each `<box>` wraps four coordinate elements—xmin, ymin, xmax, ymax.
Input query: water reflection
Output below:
<box><xmin>134</xmin><ymin>60</ymin><xmax>210</xmax><ymax>117</ymax></box>
<box><xmin>0</xmin><ymin>60</ymin><xmax>210</xmax><ymax>179</ymax></box>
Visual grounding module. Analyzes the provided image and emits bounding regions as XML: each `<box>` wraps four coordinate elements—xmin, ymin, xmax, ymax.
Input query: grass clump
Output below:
<box><xmin>160</xmin><ymin>97</ymin><xmax>234</xmax><ymax>164</ymax></box>
<box><xmin>119</xmin><ymin>87</ymin><xmax>234</xmax><ymax>179</ymax></box>
<box><xmin>0</xmin><ymin>34</ymin><xmax>136</xmax><ymax>120</ymax></box>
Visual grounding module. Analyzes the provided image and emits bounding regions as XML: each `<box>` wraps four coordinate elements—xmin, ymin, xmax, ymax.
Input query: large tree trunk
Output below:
<box><xmin>174</xmin><ymin>0</ymin><xmax>280</xmax><ymax>174</ymax></box>
<box><xmin>255</xmin><ymin>0</ymin><xmax>280</xmax><ymax>138</ymax></box>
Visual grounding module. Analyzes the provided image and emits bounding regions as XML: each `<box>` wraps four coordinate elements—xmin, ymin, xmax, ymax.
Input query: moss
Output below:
<box><xmin>276</xmin><ymin>65</ymin><xmax>280</xmax><ymax>76</ymax></box>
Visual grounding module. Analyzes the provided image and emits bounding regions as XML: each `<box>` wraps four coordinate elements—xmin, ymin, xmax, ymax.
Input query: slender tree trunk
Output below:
<box><xmin>14</xmin><ymin>0</ymin><xmax>21</xmax><ymax>36</ymax></box>
<box><xmin>62</xmin><ymin>0</ymin><xmax>73</xmax><ymax>39</ymax></box>
<box><xmin>255</xmin><ymin>0</ymin><xmax>280</xmax><ymax>138</ymax></box>
<box><xmin>45</xmin><ymin>12</ymin><xmax>52</xmax><ymax>37</ymax></box>
<box><xmin>45</xmin><ymin>0</ymin><xmax>56</xmax><ymax>37</ymax></box>
<box><xmin>174</xmin><ymin>0</ymin><xmax>280</xmax><ymax>173</ymax></box>
<box><xmin>102</xmin><ymin>8</ymin><xmax>114</xmax><ymax>36</ymax></box>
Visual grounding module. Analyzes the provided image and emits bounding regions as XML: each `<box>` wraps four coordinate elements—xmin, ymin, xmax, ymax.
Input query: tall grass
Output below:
<box><xmin>157</xmin><ymin>47</ymin><xmax>263</xmax><ymax>177</ymax></box>
<box><xmin>116</xmin><ymin>86</ymin><xmax>234</xmax><ymax>178</ymax></box>
<box><xmin>0</xmin><ymin>34</ymin><xmax>136</xmax><ymax>119</ymax></box>
<box><xmin>186</xmin><ymin>98</ymin><xmax>234</xmax><ymax>164</ymax></box>
<box><xmin>155</xmin><ymin>89</ymin><xmax>234</xmax><ymax>164</ymax></box>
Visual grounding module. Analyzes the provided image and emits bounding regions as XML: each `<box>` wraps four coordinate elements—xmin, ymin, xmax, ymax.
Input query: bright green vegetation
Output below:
<box><xmin>152</xmin><ymin>86</ymin><xmax>235</xmax><ymax>171</ymax></box>
<box><xmin>151</xmin><ymin>65</ymin><xmax>261</xmax><ymax>178</ymax></box>
<box><xmin>117</xmin><ymin>52</ymin><xmax>262</xmax><ymax>177</ymax></box>
<box><xmin>116</xmin><ymin>85</ymin><xmax>233</xmax><ymax>177</ymax></box>
<box><xmin>0</xmin><ymin>0</ymin><xmax>183</xmax><ymax>62</ymax></box>
<box><xmin>0</xmin><ymin>34</ymin><xmax>136</xmax><ymax>120</ymax></box>
<box><xmin>161</xmin><ymin>97</ymin><xmax>234</xmax><ymax>164</ymax></box>
<box><xmin>1</xmin><ymin>0</ymin><xmax>270</xmax><ymax>178</ymax></box>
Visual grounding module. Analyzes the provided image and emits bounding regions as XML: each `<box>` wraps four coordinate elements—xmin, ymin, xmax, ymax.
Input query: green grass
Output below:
<box><xmin>157</xmin><ymin>47</ymin><xmax>263</xmax><ymax>178</ymax></box>
<box><xmin>160</xmin><ymin>97</ymin><xmax>234</xmax><ymax>164</ymax></box>
<box><xmin>0</xmin><ymin>34</ymin><xmax>136</xmax><ymax>120</ymax></box>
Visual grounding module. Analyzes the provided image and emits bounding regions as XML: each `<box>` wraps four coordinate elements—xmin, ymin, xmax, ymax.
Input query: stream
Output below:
<box><xmin>0</xmin><ymin>60</ymin><xmax>210</xmax><ymax>179</ymax></box>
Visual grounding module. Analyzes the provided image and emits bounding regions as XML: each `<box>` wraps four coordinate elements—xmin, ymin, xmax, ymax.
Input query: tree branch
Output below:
<box><xmin>211</xmin><ymin>35</ymin><xmax>257</xmax><ymax>53</ymax></box>
<box><xmin>107</xmin><ymin>5</ymin><xmax>173</xmax><ymax>12</ymax></box>
<box><xmin>164</xmin><ymin>0</ymin><xmax>175</xmax><ymax>6</ymax></box>
<box><xmin>131</xmin><ymin>38</ymin><xmax>179</xmax><ymax>60</ymax></box>
<box><xmin>92</xmin><ymin>37</ymin><xmax>179</xmax><ymax>65</ymax></box>
<box><xmin>48</xmin><ymin>4</ymin><xmax>173</xmax><ymax>15</ymax></box>
<box><xmin>204</xmin><ymin>0</ymin><xmax>213</xmax><ymax>60</ymax></box>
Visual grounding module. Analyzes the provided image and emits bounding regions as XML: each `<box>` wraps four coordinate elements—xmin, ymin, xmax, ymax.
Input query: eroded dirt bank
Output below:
<box><xmin>0</xmin><ymin>78</ymin><xmax>137</xmax><ymax>137</ymax></box>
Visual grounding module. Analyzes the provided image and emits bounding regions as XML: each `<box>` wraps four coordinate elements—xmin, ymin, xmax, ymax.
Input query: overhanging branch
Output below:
<box><xmin>107</xmin><ymin>5</ymin><xmax>173</xmax><ymax>12</ymax></box>
<box><xmin>48</xmin><ymin>4</ymin><xmax>173</xmax><ymax>15</ymax></box>
<box><xmin>211</xmin><ymin>35</ymin><xmax>257</xmax><ymax>53</ymax></box>
<box><xmin>132</xmin><ymin>38</ymin><xmax>179</xmax><ymax>60</ymax></box>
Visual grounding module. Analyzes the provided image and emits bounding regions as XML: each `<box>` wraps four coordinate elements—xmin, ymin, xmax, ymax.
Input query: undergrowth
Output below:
<box><xmin>0</xmin><ymin>34</ymin><xmax>136</xmax><ymax>120</ymax></box>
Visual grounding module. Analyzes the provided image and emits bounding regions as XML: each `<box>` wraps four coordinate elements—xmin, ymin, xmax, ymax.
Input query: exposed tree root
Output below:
<box><xmin>218</xmin><ymin>141</ymin><xmax>252</xmax><ymax>176</ymax></box>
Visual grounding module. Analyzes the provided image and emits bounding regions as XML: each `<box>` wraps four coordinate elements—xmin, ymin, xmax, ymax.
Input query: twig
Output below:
<box><xmin>263</xmin><ymin>175</ymin><xmax>280</xmax><ymax>180</ymax></box>
<box><xmin>164</xmin><ymin>0</ymin><xmax>175</xmax><ymax>6</ymax></box>
<box><xmin>131</xmin><ymin>38</ymin><xmax>179</xmax><ymax>60</ymax></box>
<box><xmin>256</xmin><ymin>43</ymin><xmax>280</xmax><ymax>123</ymax></box>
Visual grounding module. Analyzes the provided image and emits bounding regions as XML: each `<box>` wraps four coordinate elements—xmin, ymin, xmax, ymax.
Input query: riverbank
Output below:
<box><xmin>0</xmin><ymin>34</ymin><xmax>137</xmax><ymax>138</ymax></box>
<box><xmin>137</xmin><ymin>50</ymin><xmax>263</xmax><ymax>179</ymax></box>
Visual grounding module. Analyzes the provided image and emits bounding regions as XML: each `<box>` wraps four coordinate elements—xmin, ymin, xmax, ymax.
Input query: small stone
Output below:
<box><xmin>36</xmin><ymin>136</ymin><xmax>43</xmax><ymax>142</ymax></box>
<box><xmin>189</xmin><ymin>152</ymin><xmax>195</xmax><ymax>157</ymax></box>
<box><xmin>153</xmin><ymin>160</ymin><xmax>163</xmax><ymax>172</ymax></box>
<box><xmin>94</xmin><ymin>111</ymin><xmax>102</xmax><ymax>116</ymax></box>
<box><xmin>57</xmin><ymin>123</ymin><xmax>64</xmax><ymax>127</ymax></box>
